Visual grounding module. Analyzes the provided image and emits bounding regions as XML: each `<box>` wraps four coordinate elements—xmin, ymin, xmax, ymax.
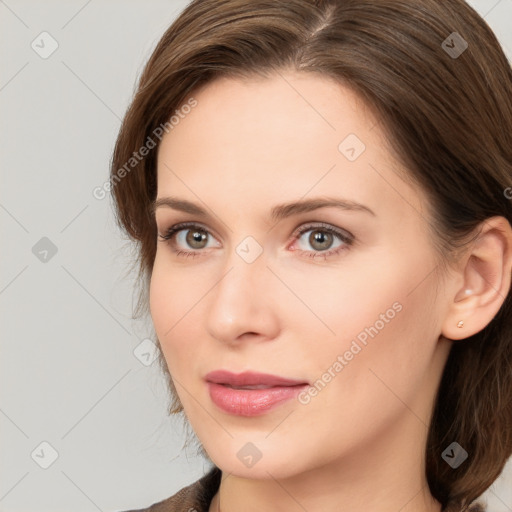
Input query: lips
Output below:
<box><xmin>205</xmin><ymin>370</ymin><xmax>308</xmax><ymax>388</ymax></box>
<box><xmin>205</xmin><ymin>370</ymin><xmax>309</xmax><ymax>416</ymax></box>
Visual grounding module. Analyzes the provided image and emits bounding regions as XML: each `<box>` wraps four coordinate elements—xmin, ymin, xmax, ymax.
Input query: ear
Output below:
<box><xmin>442</xmin><ymin>216</ymin><xmax>512</xmax><ymax>341</ymax></box>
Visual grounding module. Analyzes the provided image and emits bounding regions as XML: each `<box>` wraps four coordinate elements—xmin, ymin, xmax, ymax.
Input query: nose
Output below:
<box><xmin>205</xmin><ymin>250</ymin><xmax>281</xmax><ymax>346</ymax></box>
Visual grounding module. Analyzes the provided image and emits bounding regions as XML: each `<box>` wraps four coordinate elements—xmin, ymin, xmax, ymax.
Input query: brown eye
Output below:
<box><xmin>308</xmin><ymin>230</ymin><xmax>334</xmax><ymax>251</ymax></box>
<box><xmin>292</xmin><ymin>223</ymin><xmax>353</xmax><ymax>258</ymax></box>
<box><xmin>158</xmin><ymin>223</ymin><xmax>221</xmax><ymax>255</ymax></box>
<box><xmin>186</xmin><ymin>228</ymin><xmax>208</xmax><ymax>249</ymax></box>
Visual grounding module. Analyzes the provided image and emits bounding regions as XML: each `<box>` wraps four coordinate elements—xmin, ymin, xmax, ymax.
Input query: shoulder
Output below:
<box><xmin>119</xmin><ymin>466</ymin><xmax>222</xmax><ymax>512</ymax></box>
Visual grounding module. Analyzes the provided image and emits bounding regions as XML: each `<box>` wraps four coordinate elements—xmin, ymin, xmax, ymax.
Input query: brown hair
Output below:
<box><xmin>110</xmin><ymin>1</ymin><xmax>512</xmax><ymax>510</ymax></box>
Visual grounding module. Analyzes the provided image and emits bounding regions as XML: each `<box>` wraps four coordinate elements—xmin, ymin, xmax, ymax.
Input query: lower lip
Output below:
<box><xmin>207</xmin><ymin>382</ymin><xmax>307</xmax><ymax>416</ymax></box>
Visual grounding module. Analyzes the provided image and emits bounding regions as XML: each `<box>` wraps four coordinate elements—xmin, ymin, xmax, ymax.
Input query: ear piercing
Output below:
<box><xmin>457</xmin><ymin>290</ymin><xmax>471</xmax><ymax>328</ymax></box>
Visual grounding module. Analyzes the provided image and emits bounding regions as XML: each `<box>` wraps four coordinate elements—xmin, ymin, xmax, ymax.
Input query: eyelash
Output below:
<box><xmin>158</xmin><ymin>221</ymin><xmax>354</xmax><ymax>260</ymax></box>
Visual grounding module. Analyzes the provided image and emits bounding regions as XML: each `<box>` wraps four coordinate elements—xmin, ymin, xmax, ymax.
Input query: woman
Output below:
<box><xmin>111</xmin><ymin>0</ymin><xmax>512</xmax><ymax>511</ymax></box>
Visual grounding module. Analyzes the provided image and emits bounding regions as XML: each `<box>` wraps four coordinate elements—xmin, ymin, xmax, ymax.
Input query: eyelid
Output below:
<box><xmin>290</xmin><ymin>221</ymin><xmax>354</xmax><ymax>242</ymax></box>
<box><xmin>158</xmin><ymin>221</ymin><xmax>221</xmax><ymax>242</ymax></box>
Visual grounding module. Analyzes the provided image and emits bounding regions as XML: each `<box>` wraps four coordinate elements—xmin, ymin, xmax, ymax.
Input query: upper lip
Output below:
<box><xmin>205</xmin><ymin>370</ymin><xmax>308</xmax><ymax>387</ymax></box>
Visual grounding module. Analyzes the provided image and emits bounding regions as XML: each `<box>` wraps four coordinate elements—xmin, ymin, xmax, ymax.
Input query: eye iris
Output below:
<box><xmin>309</xmin><ymin>230</ymin><xmax>333</xmax><ymax>251</ymax></box>
<box><xmin>186</xmin><ymin>229</ymin><xmax>207</xmax><ymax>248</ymax></box>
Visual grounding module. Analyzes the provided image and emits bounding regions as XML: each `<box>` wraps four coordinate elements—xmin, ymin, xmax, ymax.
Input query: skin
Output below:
<box><xmin>149</xmin><ymin>70</ymin><xmax>512</xmax><ymax>512</ymax></box>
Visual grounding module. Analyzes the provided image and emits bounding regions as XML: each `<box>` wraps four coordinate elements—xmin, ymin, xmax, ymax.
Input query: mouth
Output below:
<box><xmin>205</xmin><ymin>370</ymin><xmax>309</xmax><ymax>416</ymax></box>
<box><xmin>205</xmin><ymin>369</ymin><xmax>309</xmax><ymax>388</ymax></box>
<box><xmin>221</xmin><ymin>384</ymin><xmax>287</xmax><ymax>390</ymax></box>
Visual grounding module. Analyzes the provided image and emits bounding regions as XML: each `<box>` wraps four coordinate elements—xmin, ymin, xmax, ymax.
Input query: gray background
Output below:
<box><xmin>1</xmin><ymin>1</ymin><xmax>511</xmax><ymax>511</ymax></box>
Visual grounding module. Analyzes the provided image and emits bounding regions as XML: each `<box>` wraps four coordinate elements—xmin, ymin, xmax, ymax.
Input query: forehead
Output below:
<box><xmin>163</xmin><ymin>71</ymin><xmax>376</xmax><ymax>153</ymax></box>
<box><xmin>155</xmin><ymin>72</ymin><xmax>428</xmax><ymax>223</ymax></box>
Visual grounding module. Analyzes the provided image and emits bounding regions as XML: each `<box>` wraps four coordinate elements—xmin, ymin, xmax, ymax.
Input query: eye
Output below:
<box><xmin>158</xmin><ymin>221</ymin><xmax>354</xmax><ymax>260</ymax></box>
<box><xmin>290</xmin><ymin>223</ymin><xmax>354</xmax><ymax>259</ymax></box>
<box><xmin>158</xmin><ymin>222</ymin><xmax>220</xmax><ymax>256</ymax></box>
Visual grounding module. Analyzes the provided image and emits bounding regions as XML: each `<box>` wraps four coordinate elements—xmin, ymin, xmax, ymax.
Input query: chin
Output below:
<box><xmin>202</xmin><ymin>437</ymin><xmax>311</xmax><ymax>481</ymax></box>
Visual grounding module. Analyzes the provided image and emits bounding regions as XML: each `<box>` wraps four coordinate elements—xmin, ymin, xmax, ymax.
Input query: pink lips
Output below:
<box><xmin>205</xmin><ymin>370</ymin><xmax>308</xmax><ymax>416</ymax></box>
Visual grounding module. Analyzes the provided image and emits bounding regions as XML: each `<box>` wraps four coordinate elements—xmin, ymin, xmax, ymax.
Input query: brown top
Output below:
<box><xmin>121</xmin><ymin>467</ymin><xmax>487</xmax><ymax>512</ymax></box>
<box><xmin>122</xmin><ymin>466</ymin><xmax>221</xmax><ymax>512</ymax></box>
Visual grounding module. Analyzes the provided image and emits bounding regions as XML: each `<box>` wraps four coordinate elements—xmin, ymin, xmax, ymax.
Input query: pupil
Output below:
<box><xmin>187</xmin><ymin>229</ymin><xmax>207</xmax><ymax>248</ymax></box>
<box><xmin>310</xmin><ymin>230</ymin><xmax>332</xmax><ymax>250</ymax></box>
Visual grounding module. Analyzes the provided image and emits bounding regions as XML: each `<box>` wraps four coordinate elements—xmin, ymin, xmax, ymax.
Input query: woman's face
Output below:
<box><xmin>150</xmin><ymin>71</ymin><xmax>453</xmax><ymax>479</ymax></box>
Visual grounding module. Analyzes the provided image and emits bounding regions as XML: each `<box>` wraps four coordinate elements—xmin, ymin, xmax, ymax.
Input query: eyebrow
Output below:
<box><xmin>152</xmin><ymin>196</ymin><xmax>375</xmax><ymax>221</ymax></box>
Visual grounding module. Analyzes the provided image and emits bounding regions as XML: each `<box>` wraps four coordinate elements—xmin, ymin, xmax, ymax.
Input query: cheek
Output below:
<box><xmin>291</xmin><ymin>288</ymin><xmax>440</xmax><ymax>459</ymax></box>
<box><xmin>343</xmin><ymin>292</ymin><xmax>439</xmax><ymax>422</ymax></box>
<box><xmin>291</xmin><ymin>249</ymin><xmax>441</xmax><ymax>395</ymax></box>
<box><xmin>149</xmin><ymin>257</ymin><xmax>171</xmax><ymax>338</ymax></box>
<box><xmin>149</xmin><ymin>252</ymin><xmax>196</xmax><ymax>327</ymax></box>
<box><xmin>273</xmin><ymin>250</ymin><xmax>410</xmax><ymax>344</ymax></box>
<box><xmin>149</xmin><ymin>257</ymin><xmax>194</xmax><ymax>371</ymax></box>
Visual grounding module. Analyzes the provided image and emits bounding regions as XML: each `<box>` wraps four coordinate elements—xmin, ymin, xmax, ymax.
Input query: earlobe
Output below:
<box><xmin>441</xmin><ymin>217</ymin><xmax>512</xmax><ymax>341</ymax></box>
